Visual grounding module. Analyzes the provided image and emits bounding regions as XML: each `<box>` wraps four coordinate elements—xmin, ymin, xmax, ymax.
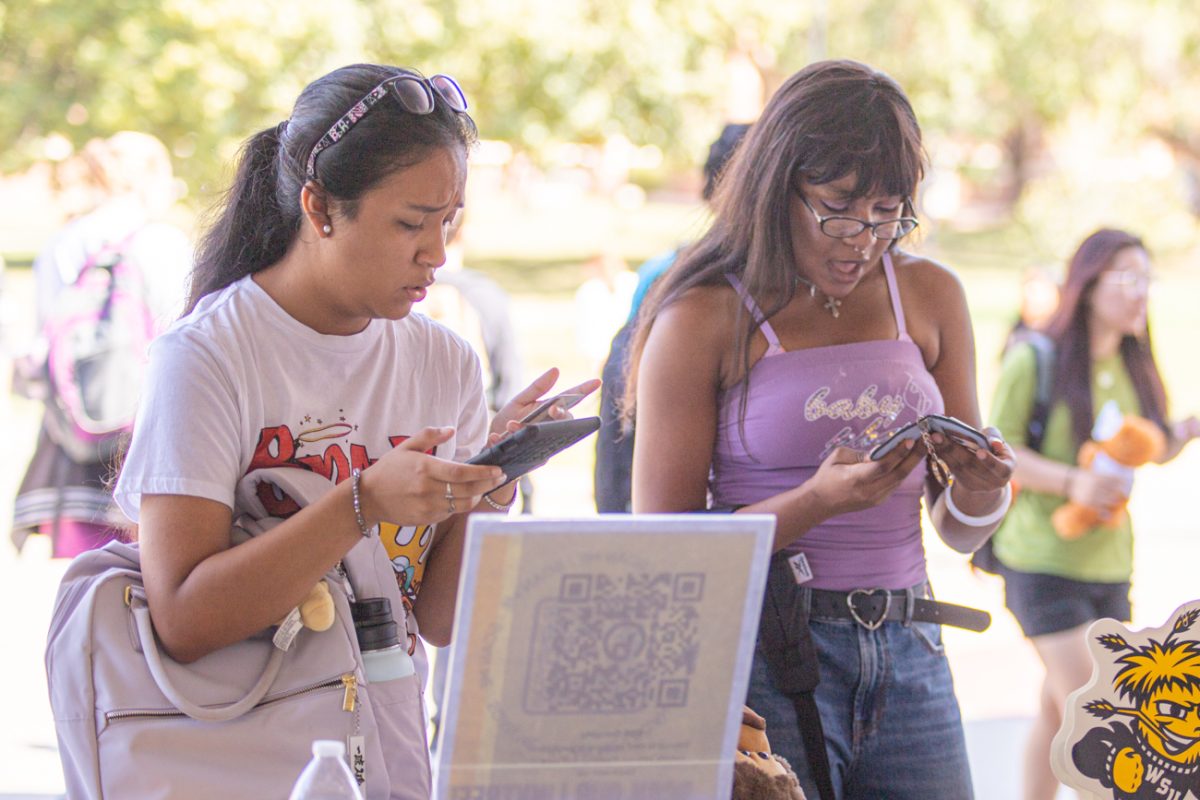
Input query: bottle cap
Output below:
<box><xmin>349</xmin><ymin>598</ymin><xmax>401</xmax><ymax>652</ymax></box>
<box><xmin>313</xmin><ymin>739</ymin><xmax>345</xmax><ymax>758</ymax></box>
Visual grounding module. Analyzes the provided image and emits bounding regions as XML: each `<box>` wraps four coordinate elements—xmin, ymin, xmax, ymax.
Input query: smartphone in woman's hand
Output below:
<box><xmin>519</xmin><ymin>390</ymin><xmax>589</xmax><ymax>424</ymax></box>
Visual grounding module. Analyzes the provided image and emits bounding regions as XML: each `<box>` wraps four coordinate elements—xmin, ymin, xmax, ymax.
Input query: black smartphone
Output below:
<box><xmin>868</xmin><ymin>421</ymin><xmax>923</xmax><ymax>461</ymax></box>
<box><xmin>466</xmin><ymin>417</ymin><xmax>602</xmax><ymax>482</ymax></box>
<box><xmin>519</xmin><ymin>391</ymin><xmax>589</xmax><ymax>425</ymax></box>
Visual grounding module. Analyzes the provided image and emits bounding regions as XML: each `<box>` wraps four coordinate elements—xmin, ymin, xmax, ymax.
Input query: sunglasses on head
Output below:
<box><xmin>305</xmin><ymin>72</ymin><xmax>469</xmax><ymax>182</ymax></box>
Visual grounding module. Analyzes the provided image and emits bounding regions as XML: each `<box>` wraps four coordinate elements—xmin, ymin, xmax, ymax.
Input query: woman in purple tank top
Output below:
<box><xmin>626</xmin><ymin>61</ymin><xmax>1015</xmax><ymax>800</ymax></box>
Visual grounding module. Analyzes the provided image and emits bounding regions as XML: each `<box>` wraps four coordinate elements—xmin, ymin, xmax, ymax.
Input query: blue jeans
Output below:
<box><xmin>747</xmin><ymin>586</ymin><xmax>974</xmax><ymax>799</ymax></box>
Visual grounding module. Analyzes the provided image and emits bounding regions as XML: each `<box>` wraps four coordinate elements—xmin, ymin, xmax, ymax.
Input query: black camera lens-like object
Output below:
<box><xmin>348</xmin><ymin>598</ymin><xmax>400</xmax><ymax>652</ymax></box>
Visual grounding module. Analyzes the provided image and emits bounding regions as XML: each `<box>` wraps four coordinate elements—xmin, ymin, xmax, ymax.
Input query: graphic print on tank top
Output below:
<box><xmin>807</xmin><ymin>373</ymin><xmax>937</xmax><ymax>459</ymax></box>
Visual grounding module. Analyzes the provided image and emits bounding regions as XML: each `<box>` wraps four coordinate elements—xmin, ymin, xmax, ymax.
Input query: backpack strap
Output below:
<box><xmin>126</xmin><ymin>586</ymin><xmax>287</xmax><ymax>722</ymax></box>
<box><xmin>758</xmin><ymin>553</ymin><xmax>836</xmax><ymax>800</ymax></box>
<box><xmin>73</xmin><ymin>228</ymin><xmax>143</xmax><ymax>285</ymax></box>
<box><xmin>1024</xmin><ymin>333</ymin><xmax>1056</xmax><ymax>454</ymax></box>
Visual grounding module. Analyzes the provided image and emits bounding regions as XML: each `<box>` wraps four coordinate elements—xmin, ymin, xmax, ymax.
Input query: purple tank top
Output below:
<box><xmin>712</xmin><ymin>252</ymin><xmax>943</xmax><ymax>590</ymax></box>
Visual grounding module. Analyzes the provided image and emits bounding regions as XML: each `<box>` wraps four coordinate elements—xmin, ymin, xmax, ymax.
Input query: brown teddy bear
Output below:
<box><xmin>1051</xmin><ymin>400</ymin><xmax>1165</xmax><ymax>540</ymax></box>
<box><xmin>732</xmin><ymin>706</ymin><xmax>807</xmax><ymax>800</ymax></box>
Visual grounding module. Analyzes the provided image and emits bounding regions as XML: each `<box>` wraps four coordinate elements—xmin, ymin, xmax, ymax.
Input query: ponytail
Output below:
<box><xmin>186</xmin><ymin>123</ymin><xmax>301</xmax><ymax>313</ymax></box>
<box><xmin>186</xmin><ymin>64</ymin><xmax>478</xmax><ymax>315</ymax></box>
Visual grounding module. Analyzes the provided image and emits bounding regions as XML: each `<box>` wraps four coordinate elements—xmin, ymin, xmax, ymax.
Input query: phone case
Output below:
<box><xmin>869</xmin><ymin>415</ymin><xmax>988</xmax><ymax>461</ymax></box>
<box><xmin>868</xmin><ymin>421</ymin><xmax>923</xmax><ymax>460</ymax></box>
<box><xmin>466</xmin><ymin>417</ymin><xmax>602</xmax><ymax>481</ymax></box>
<box><xmin>924</xmin><ymin>415</ymin><xmax>989</xmax><ymax>449</ymax></box>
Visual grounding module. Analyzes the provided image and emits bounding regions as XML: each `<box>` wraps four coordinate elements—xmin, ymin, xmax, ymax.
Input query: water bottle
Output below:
<box><xmin>288</xmin><ymin>739</ymin><xmax>364</xmax><ymax>800</ymax></box>
<box><xmin>350</xmin><ymin>598</ymin><xmax>415</xmax><ymax>682</ymax></box>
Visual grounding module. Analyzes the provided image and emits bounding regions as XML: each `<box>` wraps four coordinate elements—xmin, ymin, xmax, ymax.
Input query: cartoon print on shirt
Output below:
<box><xmin>246</xmin><ymin>420</ymin><xmax>440</xmax><ymax>601</ymax></box>
<box><xmin>1061</xmin><ymin>606</ymin><xmax>1200</xmax><ymax>800</ymax></box>
<box><xmin>380</xmin><ymin>521</ymin><xmax>435</xmax><ymax>605</ymax></box>
<box><xmin>808</xmin><ymin>374</ymin><xmax>935</xmax><ymax>459</ymax></box>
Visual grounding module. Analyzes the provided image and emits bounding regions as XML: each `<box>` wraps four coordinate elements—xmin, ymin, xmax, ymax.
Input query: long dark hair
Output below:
<box><xmin>623</xmin><ymin>59</ymin><xmax>926</xmax><ymax>417</ymax></box>
<box><xmin>187</xmin><ymin>63</ymin><xmax>477</xmax><ymax>312</ymax></box>
<box><xmin>1045</xmin><ymin>228</ymin><xmax>1167</xmax><ymax>447</ymax></box>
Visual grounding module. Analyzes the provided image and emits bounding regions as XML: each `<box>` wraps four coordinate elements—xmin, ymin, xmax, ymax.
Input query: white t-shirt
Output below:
<box><xmin>114</xmin><ymin>275</ymin><xmax>489</xmax><ymax>605</ymax></box>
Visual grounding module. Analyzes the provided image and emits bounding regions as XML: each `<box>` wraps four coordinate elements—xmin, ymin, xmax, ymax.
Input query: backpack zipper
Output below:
<box><xmin>104</xmin><ymin>672</ymin><xmax>356</xmax><ymax>723</ymax></box>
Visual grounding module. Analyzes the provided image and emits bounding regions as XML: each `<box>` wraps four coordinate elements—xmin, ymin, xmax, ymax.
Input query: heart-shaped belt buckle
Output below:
<box><xmin>847</xmin><ymin>588</ymin><xmax>891</xmax><ymax>631</ymax></box>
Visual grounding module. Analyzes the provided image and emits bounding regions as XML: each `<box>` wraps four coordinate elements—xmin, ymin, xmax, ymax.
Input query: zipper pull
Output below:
<box><xmin>341</xmin><ymin>674</ymin><xmax>357</xmax><ymax>712</ymax></box>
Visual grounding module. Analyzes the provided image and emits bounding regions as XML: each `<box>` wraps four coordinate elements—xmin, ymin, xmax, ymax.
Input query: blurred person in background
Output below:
<box><xmin>11</xmin><ymin>131</ymin><xmax>191</xmax><ymax>558</ymax></box>
<box><xmin>987</xmin><ymin>228</ymin><xmax>1200</xmax><ymax>800</ymax></box>
<box><xmin>424</xmin><ymin>214</ymin><xmax>525</xmax><ymax>418</ymax></box>
<box><xmin>1000</xmin><ymin>264</ymin><xmax>1060</xmax><ymax>360</ymax></box>
<box><xmin>627</xmin><ymin>60</ymin><xmax>1015</xmax><ymax>799</ymax></box>
<box><xmin>419</xmin><ymin>212</ymin><xmax>531</xmax><ymax>750</ymax></box>
<box><xmin>594</xmin><ymin>122</ymin><xmax>750</xmax><ymax>512</ymax></box>
<box><xmin>573</xmin><ymin>249</ymin><xmax>636</xmax><ymax>371</ymax></box>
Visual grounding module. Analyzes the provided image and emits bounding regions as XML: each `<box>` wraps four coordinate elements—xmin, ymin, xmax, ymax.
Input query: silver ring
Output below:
<box><xmin>445</xmin><ymin>482</ymin><xmax>456</xmax><ymax>514</ymax></box>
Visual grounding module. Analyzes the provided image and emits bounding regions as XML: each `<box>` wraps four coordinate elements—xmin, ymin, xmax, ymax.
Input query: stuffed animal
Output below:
<box><xmin>732</xmin><ymin>706</ymin><xmax>807</xmax><ymax>800</ymax></box>
<box><xmin>290</xmin><ymin>581</ymin><xmax>335</xmax><ymax>631</ymax></box>
<box><xmin>1051</xmin><ymin>400</ymin><xmax>1165</xmax><ymax>540</ymax></box>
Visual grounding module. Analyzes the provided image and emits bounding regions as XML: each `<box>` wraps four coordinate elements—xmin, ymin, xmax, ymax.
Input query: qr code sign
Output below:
<box><xmin>523</xmin><ymin>572</ymin><xmax>703</xmax><ymax>714</ymax></box>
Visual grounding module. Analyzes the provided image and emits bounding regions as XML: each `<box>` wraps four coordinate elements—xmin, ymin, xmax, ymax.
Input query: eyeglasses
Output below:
<box><xmin>305</xmin><ymin>72</ymin><xmax>469</xmax><ymax>182</ymax></box>
<box><xmin>798</xmin><ymin>194</ymin><xmax>919</xmax><ymax>241</ymax></box>
<box><xmin>1097</xmin><ymin>270</ymin><xmax>1153</xmax><ymax>293</ymax></box>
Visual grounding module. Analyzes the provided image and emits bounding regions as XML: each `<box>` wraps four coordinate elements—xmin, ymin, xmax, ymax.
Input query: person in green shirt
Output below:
<box><xmin>988</xmin><ymin>228</ymin><xmax>1200</xmax><ymax>800</ymax></box>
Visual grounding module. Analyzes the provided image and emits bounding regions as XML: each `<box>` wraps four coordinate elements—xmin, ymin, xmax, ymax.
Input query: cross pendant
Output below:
<box><xmin>824</xmin><ymin>296</ymin><xmax>842</xmax><ymax>318</ymax></box>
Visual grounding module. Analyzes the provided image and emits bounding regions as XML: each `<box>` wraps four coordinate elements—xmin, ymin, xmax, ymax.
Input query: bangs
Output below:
<box><xmin>796</xmin><ymin>83</ymin><xmax>924</xmax><ymax>198</ymax></box>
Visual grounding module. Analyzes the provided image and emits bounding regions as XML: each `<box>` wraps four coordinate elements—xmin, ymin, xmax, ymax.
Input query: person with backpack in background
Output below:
<box><xmin>593</xmin><ymin>122</ymin><xmax>750</xmax><ymax>512</ymax></box>
<box><xmin>986</xmin><ymin>228</ymin><xmax>1200</xmax><ymax>800</ymax></box>
<box><xmin>11</xmin><ymin>131</ymin><xmax>191</xmax><ymax>559</ymax></box>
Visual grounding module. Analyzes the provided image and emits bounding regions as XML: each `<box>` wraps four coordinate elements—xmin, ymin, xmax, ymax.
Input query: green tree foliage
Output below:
<box><xmin>2</xmin><ymin>0</ymin><xmax>1199</xmax><ymax>217</ymax></box>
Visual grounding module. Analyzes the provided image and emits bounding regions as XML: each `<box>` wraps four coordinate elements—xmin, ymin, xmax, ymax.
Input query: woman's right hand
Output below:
<box><xmin>1066</xmin><ymin>468</ymin><xmax>1128</xmax><ymax>515</ymax></box>
<box><xmin>358</xmin><ymin>426</ymin><xmax>506</xmax><ymax>527</ymax></box>
<box><xmin>807</xmin><ymin>438</ymin><xmax>927</xmax><ymax>518</ymax></box>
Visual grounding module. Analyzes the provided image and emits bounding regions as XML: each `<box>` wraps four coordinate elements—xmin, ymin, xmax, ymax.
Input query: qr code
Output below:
<box><xmin>523</xmin><ymin>572</ymin><xmax>703</xmax><ymax>714</ymax></box>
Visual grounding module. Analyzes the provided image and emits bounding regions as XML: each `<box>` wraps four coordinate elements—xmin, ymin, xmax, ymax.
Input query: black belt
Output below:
<box><xmin>808</xmin><ymin>587</ymin><xmax>991</xmax><ymax>633</ymax></box>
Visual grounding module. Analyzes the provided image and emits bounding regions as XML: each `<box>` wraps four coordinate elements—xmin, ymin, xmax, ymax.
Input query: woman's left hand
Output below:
<box><xmin>488</xmin><ymin>367</ymin><xmax>602</xmax><ymax>444</ymax></box>
<box><xmin>930</xmin><ymin>426</ymin><xmax>1015</xmax><ymax>494</ymax></box>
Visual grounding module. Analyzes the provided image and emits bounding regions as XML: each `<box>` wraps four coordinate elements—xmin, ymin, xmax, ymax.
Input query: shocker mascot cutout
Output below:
<box><xmin>1054</xmin><ymin>603</ymin><xmax>1200</xmax><ymax>799</ymax></box>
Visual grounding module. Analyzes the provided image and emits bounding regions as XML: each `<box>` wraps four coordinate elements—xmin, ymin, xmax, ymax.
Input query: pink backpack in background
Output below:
<box><xmin>42</xmin><ymin>231</ymin><xmax>155</xmax><ymax>464</ymax></box>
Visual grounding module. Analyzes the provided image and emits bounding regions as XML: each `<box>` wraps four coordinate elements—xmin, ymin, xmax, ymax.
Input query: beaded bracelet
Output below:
<box><xmin>944</xmin><ymin>481</ymin><xmax>1013</xmax><ymax>528</ymax></box>
<box><xmin>350</xmin><ymin>467</ymin><xmax>374</xmax><ymax>537</ymax></box>
<box><xmin>481</xmin><ymin>489</ymin><xmax>515</xmax><ymax>512</ymax></box>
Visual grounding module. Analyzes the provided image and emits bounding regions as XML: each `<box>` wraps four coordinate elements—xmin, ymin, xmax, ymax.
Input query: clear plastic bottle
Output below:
<box><xmin>287</xmin><ymin>739</ymin><xmax>364</xmax><ymax>800</ymax></box>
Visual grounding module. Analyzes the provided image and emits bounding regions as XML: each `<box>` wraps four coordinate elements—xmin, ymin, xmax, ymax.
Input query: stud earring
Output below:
<box><xmin>322</xmin><ymin>224</ymin><xmax>332</xmax><ymax>236</ymax></box>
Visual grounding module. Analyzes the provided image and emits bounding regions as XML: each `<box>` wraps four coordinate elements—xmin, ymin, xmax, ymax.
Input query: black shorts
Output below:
<box><xmin>1001</xmin><ymin>566</ymin><xmax>1130</xmax><ymax>638</ymax></box>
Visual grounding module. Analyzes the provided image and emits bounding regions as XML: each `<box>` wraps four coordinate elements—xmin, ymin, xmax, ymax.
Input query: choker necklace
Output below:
<box><xmin>795</xmin><ymin>275</ymin><xmax>842</xmax><ymax>318</ymax></box>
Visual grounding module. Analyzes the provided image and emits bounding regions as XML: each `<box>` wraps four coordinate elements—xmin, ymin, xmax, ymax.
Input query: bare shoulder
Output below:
<box><xmin>890</xmin><ymin>250</ymin><xmax>966</xmax><ymax>299</ymax></box>
<box><xmin>651</xmin><ymin>282</ymin><xmax>742</xmax><ymax>341</ymax></box>
<box><xmin>643</xmin><ymin>282</ymin><xmax>743</xmax><ymax>386</ymax></box>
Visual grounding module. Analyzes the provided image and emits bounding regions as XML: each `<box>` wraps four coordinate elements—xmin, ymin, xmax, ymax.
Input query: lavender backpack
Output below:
<box><xmin>45</xmin><ymin>510</ymin><xmax>432</xmax><ymax>799</ymax></box>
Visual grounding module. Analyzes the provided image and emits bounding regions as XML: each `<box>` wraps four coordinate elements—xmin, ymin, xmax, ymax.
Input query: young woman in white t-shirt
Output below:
<box><xmin>113</xmin><ymin>63</ymin><xmax>594</xmax><ymax>799</ymax></box>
